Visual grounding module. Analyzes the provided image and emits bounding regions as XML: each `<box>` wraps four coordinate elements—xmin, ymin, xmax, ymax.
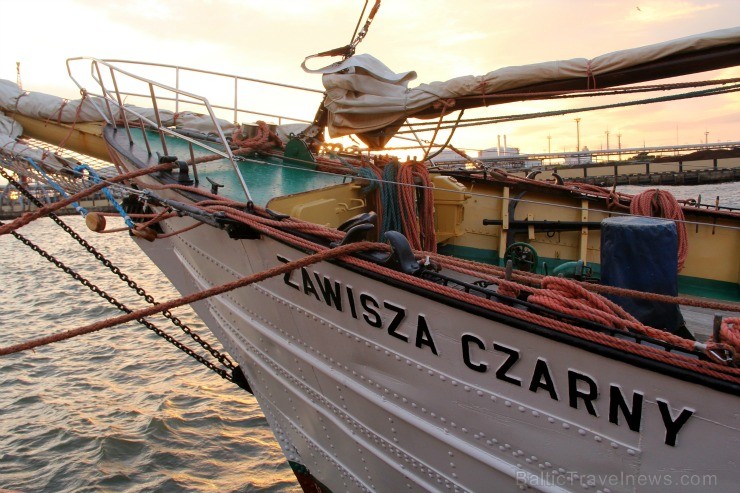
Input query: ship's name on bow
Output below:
<box><xmin>277</xmin><ymin>255</ymin><xmax>693</xmax><ymax>447</ymax></box>
<box><xmin>277</xmin><ymin>255</ymin><xmax>438</xmax><ymax>355</ymax></box>
<box><xmin>461</xmin><ymin>334</ymin><xmax>694</xmax><ymax>447</ymax></box>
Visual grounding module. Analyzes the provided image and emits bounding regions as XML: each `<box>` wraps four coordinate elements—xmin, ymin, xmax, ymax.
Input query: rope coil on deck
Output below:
<box><xmin>630</xmin><ymin>189</ymin><xmax>688</xmax><ymax>270</ymax></box>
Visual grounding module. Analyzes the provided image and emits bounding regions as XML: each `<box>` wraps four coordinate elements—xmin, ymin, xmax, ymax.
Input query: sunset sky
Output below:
<box><xmin>1</xmin><ymin>0</ymin><xmax>738</xmax><ymax>156</ymax></box>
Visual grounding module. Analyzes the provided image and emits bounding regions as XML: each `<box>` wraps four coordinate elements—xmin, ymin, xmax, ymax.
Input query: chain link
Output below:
<box><xmin>0</xmin><ymin>166</ymin><xmax>235</xmax><ymax>375</ymax></box>
<box><xmin>3</xmin><ymin>222</ymin><xmax>232</xmax><ymax>380</ymax></box>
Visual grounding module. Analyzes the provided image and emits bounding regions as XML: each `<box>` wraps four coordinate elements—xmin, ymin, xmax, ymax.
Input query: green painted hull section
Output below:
<box><xmin>437</xmin><ymin>243</ymin><xmax>740</xmax><ymax>302</ymax></box>
<box><xmin>135</xmin><ymin>131</ymin><xmax>343</xmax><ymax>206</ymax></box>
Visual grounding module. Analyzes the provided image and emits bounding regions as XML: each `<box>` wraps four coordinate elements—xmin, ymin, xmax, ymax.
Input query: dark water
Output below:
<box><xmin>0</xmin><ymin>216</ymin><xmax>298</xmax><ymax>492</ymax></box>
<box><xmin>0</xmin><ymin>182</ymin><xmax>737</xmax><ymax>492</ymax></box>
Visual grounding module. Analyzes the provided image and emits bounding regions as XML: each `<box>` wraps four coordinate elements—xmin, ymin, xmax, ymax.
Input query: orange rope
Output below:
<box><xmin>187</xmin><ymin>120</ymin><xmax>284</xmax><ymax>166</ymax></box>
<box><xmin>6</xmin><ymin>143</ymin><xmax>738</xmax><ymax>382</ymax></box>
<box><xmin>630</xmin><ymin>189</ymin><xmax>688</xmax><ymax>270</ymax></box>
<box><xmin>0</xmin><ymin>241</ymin><xmax>386</xmax><ymax>356</ymax></box>
<box><xmin>708</xmin><ymin>317</ymin><xmax>740</xmax><ymax>363</ymax></box>
<box><xmin>53</xmin><ymin>94</ymin><xmax>87</xmax><ymax>152</ymax></box>
<box><xmin>211</xmin><ymin>205</ymin><xmax>738</xmax><ymax>380</ymax></box>
<box><xmin>0</xmin><ymin>161</ymin><xmax>175</xmax><ymax>236</ymax></box>
<box><xmin>397</xmin><ymin>161</ymin><xmax>436</xmax><ymax>252</ymax></box>
<box><xmin>342</xmin><ymin>249</ymin><xmax>740</xmax><ymax>382</ymax></box>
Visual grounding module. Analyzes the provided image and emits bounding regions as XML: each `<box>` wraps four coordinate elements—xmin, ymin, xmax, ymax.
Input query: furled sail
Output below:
<box><xmin>315</xmin><ymin>26</ymin><xmax>740</xmax><ymax>147</ymax></box>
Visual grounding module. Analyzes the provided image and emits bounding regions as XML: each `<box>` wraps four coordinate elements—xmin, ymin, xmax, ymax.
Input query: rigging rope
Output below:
<box><xmin>0</xmin><ymin>161</ymin><xmax>174</xmax><ymax>237</ymax></box>
<box><xmin>0</xmin><ymin>241</ymin><xmax>385</xmax><ymax>357</ymax></box>
<box><xmin>0</xmin><ymin>166</ymin><xmax>237</xmax><ymax>376</ymax></box>
<box><xmin>397</xmin><ymin>160</ymin><xmax>436</xmax><ymax>252</ymax></box>
<box><xmin>2</xmin><ymin>117</ymin><xmax>738</xmax><ymax>384</ymax></box>
<box><xmin>3</xmin><ymin>158</ymin><xmax>738</xmax><ymax>381</ymax></box>
<box><xmin>396</xmin><ymin>83</ymin><xmax>740</xmax><ymax>134</ymax></box>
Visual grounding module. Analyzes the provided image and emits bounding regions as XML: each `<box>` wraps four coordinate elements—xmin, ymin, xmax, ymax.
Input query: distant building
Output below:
<box><xmin>563</xmin><ymin>146</ymin><xmax>593</xmax><ymax>165</ymax></box>
<box><xmin>430</xmin><ymin>138</ymin><xmax>540</xmax><ymax>169</ymax></box>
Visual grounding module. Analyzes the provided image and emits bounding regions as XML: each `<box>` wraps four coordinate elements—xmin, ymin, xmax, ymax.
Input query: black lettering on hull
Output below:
<box><xmin>568</xmin><ymin>370</ymin><xmax>599</xmax><ymax>417</ymax></box>
<box><xmin>493</xmin><ymin>343</ymin><xmax>522</xmax><ymax>386</ymax></box>
<box><xmin>657</xmin><ymin>399</ymin><xmax>694</xmax><ymax>447</ymax></box>
<box><xmin>384</xmin><ymin>302</ymin><xmax>408</xmax><ymax>342</ymax></box>
<box><xmin>609</xmin><ymin>385</ymin><xmax>643</xmax><ymax>432</ymax></box>
<box><xmin>415</xmin><ymin>315</ymin><xmax>438</xmax><ymax>355</ymax></box>
<box><xmin>360</xmin><ymin>293</ymin><xmax>382</xmax><ymax>328</ymax></box>
<box><xmin>528</xmin><ymin>358</ymin><xmax>559</xmax><ymax>401</ymax></box>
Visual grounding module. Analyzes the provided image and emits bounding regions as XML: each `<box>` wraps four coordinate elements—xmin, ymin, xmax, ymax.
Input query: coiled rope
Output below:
<box><xmin>397</xmin><ymin>160</ymin><xmax>436</xmax><ymax>252</ymax></box>
<box><xmin>630</xmin><ymin>189</ymin><xmax>688</xmax><ymax>270</ymax></box>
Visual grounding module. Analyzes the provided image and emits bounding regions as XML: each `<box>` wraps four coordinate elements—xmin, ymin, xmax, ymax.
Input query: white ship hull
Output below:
<box><xmin>135</xmin><ymin>214</ymin><xmax>738</xmax><ymax>492</ymax></box>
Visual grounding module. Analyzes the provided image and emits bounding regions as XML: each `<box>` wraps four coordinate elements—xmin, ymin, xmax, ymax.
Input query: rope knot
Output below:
<box><xmin>708</xmin><ymin>317</ymin><xmax>740</xmax><ymax>364</ymax></box>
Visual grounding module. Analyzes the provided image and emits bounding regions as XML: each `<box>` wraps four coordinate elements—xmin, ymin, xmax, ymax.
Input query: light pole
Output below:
<box><xmin>547</xmin><ymin>134</ymin><xmax>551</xmax><ymax>165</ymax></box>
<box><xmin>574</xmin><ymin>118</ymin><xmax>581</xmax><ymax>164</ymax></box>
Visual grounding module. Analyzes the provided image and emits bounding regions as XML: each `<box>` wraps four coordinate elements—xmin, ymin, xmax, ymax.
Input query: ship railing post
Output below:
<box><xmin>201</xmin><ymin>99</ymin><xmax>252</xmax><ymax>202</ymax></box>
<box><xmin>580</xmin><ymin>199</ymin><xmax>589</xmax><ymax>262</ymax></box>
<box><xmin>497</xmin><ymin>186</ymin><xmax>509</xmax><ymax>266</ymax></box>
<box><xmin>138</xmin><ymin>120</ymin><xmax>152</xmax><ymax>156</ymax></box>
<box><xmin>148</xmin><ymin>83</ymin><xmax>169</xmax><ymax>157</ymax></box>
<box><xmin>188</xmin><ymin>142</ymin><xmax>199</xmax><ymax>184</ymax></box>
<box><xmin>233</xmin><ymin>76</ymin><xmax>238</xmax><ymax>125</ymax></box>
<box><xmin>108</xmin><ymin>68</ymin><xmax>134</xmax><ymax>146</ymax></box>
<box><xmin>91</xmin><ymin>61</ymin><xmax>118</xmax><ymax>126</ymax></box>
<box><xmin>175</xmin><ymin>66</ymin><xmax>180</xmax><ymax>115</ymax></box>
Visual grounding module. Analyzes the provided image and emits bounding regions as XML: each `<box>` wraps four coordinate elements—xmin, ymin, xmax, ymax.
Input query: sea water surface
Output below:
<box><xmin>0</xmin><ymin>182</ymin><xmax>738</xmax><ymax>492</ymax></box>
<box><xmin>0</xmin><ymin>216</ymin><xmax>298</xmax><ymax>492</ymax></box>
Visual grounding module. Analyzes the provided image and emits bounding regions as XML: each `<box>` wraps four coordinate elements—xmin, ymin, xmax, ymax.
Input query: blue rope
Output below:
<box><xmin>333</xmin><ymin>153</ymin><xmax>381</xmax><ymax>194</ymax></box>
<box><xmin>74</xmin><ymin>164</ymin><xmax>135</xmax><ymax>229</ymax></box>
<box><xmin>356</xmin><ymin>166</ymin><xmax>379</xmax><ymax>194</ymax></box>
<box><xmin>26</xmin><ymin>157</ymin><xmax>88</xmax><ymax>216</ymax></box>
<box><xmin>380</xmin><ymin>161</ymin><xmax>402</xmax><ymax>240</ymax></box>
<box><xmin>332</xmin><ymin>153</ymin><xmax>359</xmax><ymax>174</ymax></box>
<box><xmin>333</xmin><ymin>153</ymin><xmax>401</xmax><ymax>239</ymax></box>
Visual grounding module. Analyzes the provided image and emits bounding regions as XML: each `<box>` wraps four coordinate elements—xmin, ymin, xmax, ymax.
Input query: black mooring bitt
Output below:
<box><xmin>383</xmin><ymin>231</ymin><xmax>421</xmax><ymax>275</ymax></box>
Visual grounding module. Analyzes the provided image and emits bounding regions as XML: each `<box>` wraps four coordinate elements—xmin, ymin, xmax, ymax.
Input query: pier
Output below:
<box><xmin>0</xmin><ymin>183</ymin><xmax>115</xmax><ymax>219</ymax></box>
<box><xmin>565</xmin><ymin>167</ymin><xmax>740</xmax><ymax>186</ymax></box>
<box><xmin>433</xmin><ymin>142</ymin><xmax>740</xmax><ymax>186</ymax></box>
<box><xmin>543</xmin><ymin>146</ymin><xmax>740</xmax><ymax>186</ymax></box>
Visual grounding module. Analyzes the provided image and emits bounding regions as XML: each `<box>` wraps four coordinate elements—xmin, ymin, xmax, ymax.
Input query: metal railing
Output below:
<box><xmin>65</xmin><ymin>57</ymin><xmax>324</xmax><ymax>201</ymax></box>
<box><xmin>100</xmin><ymin>59</ymin><xmax>322</xmax><ymax>125</ymax></box>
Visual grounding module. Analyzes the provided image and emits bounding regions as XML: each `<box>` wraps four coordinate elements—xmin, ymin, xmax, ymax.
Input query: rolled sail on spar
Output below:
<box><xmin>308</xmin><ymin>27</ymin><xmax>740</xmax><ymax>147</ymax></box>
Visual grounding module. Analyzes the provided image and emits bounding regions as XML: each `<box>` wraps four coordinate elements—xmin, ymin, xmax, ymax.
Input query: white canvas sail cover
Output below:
<box><xmin>0</xmin><ymin>79</ymin><xmax>236</xmax><ymax>135</ymax></box>
<box><xmin>318</xmin><ymin>26</ymin><xmax>740</xmax><ymax>138</ymax></box>
<box><xmin>0</xmin><ymin>81</ymin><xmax>109</xmax><ymax>123</ymax></box>
<box><xmin>0</xmin><ymin>112</ymin><xmax>65</xmax><ymax>170</ymax></box>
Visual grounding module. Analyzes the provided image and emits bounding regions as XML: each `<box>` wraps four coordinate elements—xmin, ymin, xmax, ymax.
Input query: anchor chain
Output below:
<box><xmin>2</xmin><ymin>218</ymin><xmax>232</xmax><ymax>379</ymax></box>
<box><xmin>0</xmin><ymin>166</ymin><xmax>236</xmax><ymax>375</ymax></box>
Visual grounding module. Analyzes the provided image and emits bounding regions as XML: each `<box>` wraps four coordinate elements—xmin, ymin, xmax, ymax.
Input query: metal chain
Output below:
<box><xmin>1</xmin><ymin>219</ymin><xmax>233</xmax><ymax>380</ymax></box>
<box><xmin>0</xmin><ymin>166</ymin><xmax>234</xmax><ymax>371</ymax></box>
